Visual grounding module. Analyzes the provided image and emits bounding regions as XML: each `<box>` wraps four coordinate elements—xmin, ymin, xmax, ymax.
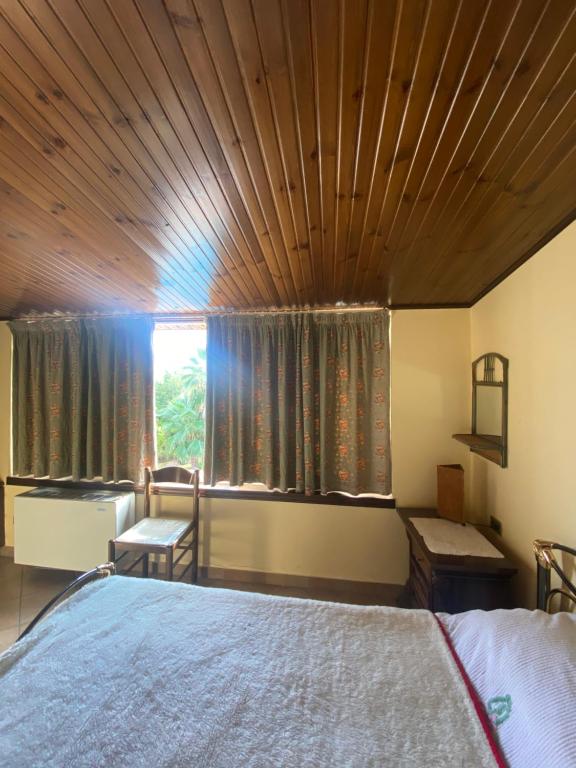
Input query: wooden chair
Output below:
<box><xmin>109</xmin><ymin>466</ymin><xmax>200</xmax><ymax>582</ymax></box>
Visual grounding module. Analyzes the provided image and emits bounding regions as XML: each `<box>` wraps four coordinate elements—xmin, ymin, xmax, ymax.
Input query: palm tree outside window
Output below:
<box><xmin>153</xmin><ymin>326</ymin><xmax>206</xmax><ymax>473</ymax></box>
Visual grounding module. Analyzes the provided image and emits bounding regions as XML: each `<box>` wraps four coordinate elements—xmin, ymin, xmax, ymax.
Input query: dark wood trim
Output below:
<box><xmin>6</xmin><ymin>476</ymin><xmax>135</xmax><ymax>493</ymax></box>
<box><xmin>198</xmin><ymin>565</ymin><xmax>403</xmax><ymax>604</ymax></box>
<box><xmin>6</xmin><ymin>476</ymin><xmax>395</xmax><ymax>508</ymax></box>
<box><xmin>471</xmin><ymin>208</ymin><xmax>576</xmax><ymax>306</ymax></box>
<box><xmin>0</xmin><ymin>545</ymin><xmax>14</xmax><ymax>559</ymax></box>
<box><xmin>199</xmin><ymin>488</ymin><xmax>395</xmax><ymax>508</ymax></box>
<box><xmin>0</xmin><ymin>480</ymin><xmax>5</xmax><ymax>548</ymax></box>
<box><xmin>389</xmin><ymin>302</ymin><xmax>471</xmax><ymax>310</ymax></box>
<box><xmin>452</xmin><ymin>433</ymin><xmax>502</xmax><ymax>449</ymax></box>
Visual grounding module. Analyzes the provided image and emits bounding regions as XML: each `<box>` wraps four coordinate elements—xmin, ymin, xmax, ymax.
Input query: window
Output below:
<box><xmin>153</xmin><ymin>325</ymin><xmax>207</xmax><ymax>472</ymax></box>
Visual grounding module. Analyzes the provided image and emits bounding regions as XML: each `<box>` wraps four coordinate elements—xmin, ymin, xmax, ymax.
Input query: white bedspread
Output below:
<box><xmin>0</xmin><ymin>577</ymin><xmax>499</xmax><ymax>767</ymax></box>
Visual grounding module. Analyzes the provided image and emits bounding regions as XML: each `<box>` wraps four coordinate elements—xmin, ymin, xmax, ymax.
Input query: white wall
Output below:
<box><xmin>470</xmin><ymin>219</ymin><xmax>576</xmax><ymax>605</ymax></box>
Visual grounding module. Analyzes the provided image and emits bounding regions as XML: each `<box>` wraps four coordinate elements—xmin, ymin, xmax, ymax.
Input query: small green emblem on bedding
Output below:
<box><xmin>487</xmin><ymin>695</ymin><xmax>512</xmax><ymax>726</ymax></box>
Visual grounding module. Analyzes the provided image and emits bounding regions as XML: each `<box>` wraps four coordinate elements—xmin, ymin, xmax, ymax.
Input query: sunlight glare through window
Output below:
<box><xmin>153</xmin><ymin>326</ymin><xmax>207</xmax><ymax>472</ymax></box>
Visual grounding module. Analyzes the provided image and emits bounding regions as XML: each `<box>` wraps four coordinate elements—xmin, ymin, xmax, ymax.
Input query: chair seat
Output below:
<box><xmin>115</xmin><ymin>517</ymin><xmax>193</xmax><ymax>549</ymax></box>
<box><xmin>110</xmin><ymin>466</ymin><xmax>199</xmax><ymax>582</ymax></box>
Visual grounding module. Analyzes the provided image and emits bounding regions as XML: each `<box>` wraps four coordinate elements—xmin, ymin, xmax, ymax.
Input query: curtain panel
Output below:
<box><xmin>204</xmin><ymin>311</ymin><xmax>391</xmax><ymax>495</ymax></box>
<box><xmin>10</xmin><ymin>317</ymin><xmax>155</xmax><ymax>483</ymax></box>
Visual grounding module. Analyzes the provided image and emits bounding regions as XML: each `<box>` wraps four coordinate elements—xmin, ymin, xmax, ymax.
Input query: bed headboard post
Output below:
<box><xmin>534</xmin><ymin>541</ymin><xmax>552</xmax><ymax>612</ymax></box>
<box><xmin>533</xmin><ymin>539</ymin><xmax>576</xmax><ymax>612</ymax></box>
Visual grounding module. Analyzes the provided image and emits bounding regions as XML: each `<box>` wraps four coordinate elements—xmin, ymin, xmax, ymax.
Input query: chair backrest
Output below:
<box><xmin>144</xmin><ymin>466</ymin><xmax>200</xmax><ymax>518</ymax></box>
<box><xmin>149</xmin><ymin>466</ymin><xmax>195</xmax><ymax>485</ymax></box>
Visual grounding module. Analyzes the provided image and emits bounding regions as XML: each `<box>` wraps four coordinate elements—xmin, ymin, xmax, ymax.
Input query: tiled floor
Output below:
<box><xmin>0</xmin><ymin>556</ymin><xmax>75</xmax><ymax>653</ymax></box>
<box><xmin>199</xmin><ymin>575</ymin><xmax>401</xmax><ymax>606</ymax></box>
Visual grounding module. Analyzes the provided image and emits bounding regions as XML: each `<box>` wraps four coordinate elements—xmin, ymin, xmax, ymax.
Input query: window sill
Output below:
<box><xmin>6</xmin><ymin>476</ymin><xmax>395</xmax><ymax>508</ymax></box>
<box><xmin>7</xmin><ymin>475</ymin><xmax>133</xmax><ymax>492</ymax></box>
<box><xmin>203</xmin><ymin>487</ymin><xmax>395</xmax><ymax>508</ymax></box>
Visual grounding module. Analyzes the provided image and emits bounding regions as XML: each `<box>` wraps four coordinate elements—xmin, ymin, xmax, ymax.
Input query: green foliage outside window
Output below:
<box><xmin>155</xmin><ymin>349</ymin><xmax>206</xmax><ymax>469</ymax></box>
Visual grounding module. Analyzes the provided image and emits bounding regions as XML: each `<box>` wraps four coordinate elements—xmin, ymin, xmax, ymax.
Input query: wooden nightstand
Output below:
<box><xmin>397</xmin><ymin>508</ymin><xmax>517</xmax><ymax>613</ymax></box>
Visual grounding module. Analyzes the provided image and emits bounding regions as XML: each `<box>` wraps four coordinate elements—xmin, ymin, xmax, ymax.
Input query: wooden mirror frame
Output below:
<box><xmin>453</xmin><ymin>352</ymin><xmax>509</xmax><ymax>468</ymax></box>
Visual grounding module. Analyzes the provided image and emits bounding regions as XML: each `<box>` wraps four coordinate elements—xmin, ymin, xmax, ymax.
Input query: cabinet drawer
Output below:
<box><xmin>410</xmin><ymin>537</ymin><xmax>432</xmax><ymax>581</ymax></box>
<box><xmin>433</xmin><ymin>574</ymin><xmax>515</xmax><ymax>613</ymax></box>
<box><xmin>411</xmin><ymin>571</ymin><xmax>431</xmax><ymax>609</ymax></box>
<box><xmin>410</xmin><ymin>555</ymin><xmax>432</xmax><ymax>608</ymax></box>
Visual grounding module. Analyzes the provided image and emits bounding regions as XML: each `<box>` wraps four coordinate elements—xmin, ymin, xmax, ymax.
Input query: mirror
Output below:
<box><xmin>472</xmin><ymin>353</ymin><xmax>508</xmax><ymax>466</ymax></box>
<box><xmin>475</xmin><ymin>386</ymin><xmax>502</xmax><ymax>437</ymax></box>
<box><xmin>453</xmin><ymin>353</ymin><xmax>509</xmax><ymax>467</ymax></box>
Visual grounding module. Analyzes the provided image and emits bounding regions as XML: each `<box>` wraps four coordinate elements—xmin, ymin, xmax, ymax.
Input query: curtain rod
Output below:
<box><xmin>14</xmin><ymin>305</ymin><xmax>387</xmax><ymax>323</ymax></box>
<box><xmin>157</xmin><ymin>305</ymin><xmax>386</xmax><ymax>321</ymax></box>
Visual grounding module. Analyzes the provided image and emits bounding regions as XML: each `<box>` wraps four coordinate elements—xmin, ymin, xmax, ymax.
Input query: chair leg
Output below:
<box><xmin>142</xmin><ymin>553</ymin><xmax>149</xmax><ymax>579</ymax></box>
<box><xmin>166</xmin><ymin>549</ymin><xmax>174</xmax><ymax>582</ymax></box>
<box><xmin>108</xmin><ymin>540</ymin><xmax>115</xmax><ymax>566</ymax></box>
<box><xmin>192</xmin><ymin>527</ymin><xmax>199</xmax><ymax>585</ymax></box>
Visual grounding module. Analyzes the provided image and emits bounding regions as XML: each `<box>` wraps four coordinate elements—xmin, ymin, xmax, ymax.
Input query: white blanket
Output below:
<box><xmin>0</xmin><ymin>577</ymin><xmax>500</xmax><ymax>767</ymax></box>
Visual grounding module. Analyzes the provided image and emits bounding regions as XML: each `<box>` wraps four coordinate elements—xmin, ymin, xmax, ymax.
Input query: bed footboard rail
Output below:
<box><xmin>533</xmin><ymin>540</ymin><xmax>576</xmax><ymax>612</ymax></box>
<box><xmin>17</xmin><ymin>563</ymin><xmax>116</xmax><ymax>641</ymax></box>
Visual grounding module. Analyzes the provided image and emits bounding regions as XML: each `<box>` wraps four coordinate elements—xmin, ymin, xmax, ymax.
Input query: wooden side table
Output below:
<box><xmin>397</xmin><ymin>508</ymin><xmax>517</xmax><ymax>613</ymax></box>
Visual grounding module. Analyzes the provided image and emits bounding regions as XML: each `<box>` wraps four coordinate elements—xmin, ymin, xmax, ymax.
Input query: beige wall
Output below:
<box><xmin>0</xmin><ymin>324</ymin><xmax>10</xmax><ymax>474</ymax></box>
<box><xmin>470</xmin><ymin>220</ymin><xmax>576</xmax><ymax>606</ymax></box>
<box><xmin>0</xmin><ymin>324</ymin><xmax>28</xmax><ymax>549</ymax></box>
<box><xmin>0</xmin><ymin>323</ymin><xmax>11</xmax><ymax>540</ymax></box>
<box><xmin>150</xmin><ymin>494</ymin><xmax>407</xmax><ymax>584</ymax></box>
<box><xmin>0</xmin><ymin>311</ymin><xmax>472</xmax><ymax>585</ymax></box>
<box><xmin>391</xmin><ymin>309</ymin><xmax>471</xmax><ymax>509</ymax></box>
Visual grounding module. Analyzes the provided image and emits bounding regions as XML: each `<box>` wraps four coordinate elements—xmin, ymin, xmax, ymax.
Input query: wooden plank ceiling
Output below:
<box><xmin>0</xmin><ymin>0</ymin><xmax>575</xmax><ymax>317</ymax></box>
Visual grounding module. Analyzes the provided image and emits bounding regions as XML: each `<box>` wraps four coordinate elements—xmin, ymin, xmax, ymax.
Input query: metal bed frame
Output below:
<box><xmin>534</xmin><ymin>540</ymin><xmax>576</xmax><ymax>612</ymax></box>
<box><xmin>13</xmin><ymin>541</ymin><xmax>576</xmax><ymax>642</ymax></box>
<box><xmin>17</xmin><ymin>562</ymin><xmax>116</xmax><ymax>641</ymax></box>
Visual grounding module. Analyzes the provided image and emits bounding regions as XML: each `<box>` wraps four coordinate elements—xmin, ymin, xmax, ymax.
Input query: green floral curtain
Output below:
<box><xmin>204</xmin><ymin>311</ymin><xmax>391</xmax><ymax>495</ymax></box>
<box><xmin>10</xmin><ymin>317</ymin><xmax>155</xmax><ymax>482</ymax></box>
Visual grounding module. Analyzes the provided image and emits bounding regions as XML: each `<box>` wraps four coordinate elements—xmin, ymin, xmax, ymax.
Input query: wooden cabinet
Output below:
<box><xmin>397</xmin><ymin>508</ymin><xmax>517</xmax><ymax>613</ymax></box>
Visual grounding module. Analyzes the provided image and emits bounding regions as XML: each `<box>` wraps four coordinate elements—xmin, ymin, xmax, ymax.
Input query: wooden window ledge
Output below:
<box><xmin>6</xmin><ymin>476</ymin><xmax>395</xmax><ymax>509</ymax></box>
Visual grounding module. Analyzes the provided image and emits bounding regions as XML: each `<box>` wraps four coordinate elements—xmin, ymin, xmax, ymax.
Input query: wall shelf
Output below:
<box><xmin>452</xmin><ymin>433</ymin><xmax>504</xmax><ymax>466</ymax></box>
<box><xmin>456</xmin><ymin>352</ymin><xmax>509</xmax><ymax>468</ymax></box>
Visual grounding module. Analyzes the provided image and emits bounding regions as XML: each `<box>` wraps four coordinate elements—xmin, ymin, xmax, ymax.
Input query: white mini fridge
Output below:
<box><xmin>14</xmin><ymin>487</ymin><xmax>135</xmax><ymax>571</ymax></box>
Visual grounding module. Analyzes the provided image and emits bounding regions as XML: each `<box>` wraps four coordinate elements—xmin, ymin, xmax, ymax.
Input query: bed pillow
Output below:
<box><xmin>441</xmin><ymin>608</ymin><xmax>576</xmax><ymax>768</ymax></box>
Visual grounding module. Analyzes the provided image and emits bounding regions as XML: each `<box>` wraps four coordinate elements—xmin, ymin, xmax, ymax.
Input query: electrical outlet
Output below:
<box><xmin>490</xmin><ymin>515</ymin><xmax>502</xmax><ymax>535</ymax></box>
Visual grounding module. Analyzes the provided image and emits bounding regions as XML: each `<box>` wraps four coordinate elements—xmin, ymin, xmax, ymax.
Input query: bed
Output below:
<box><xmin>0</xmin><ymin>541</ymin><xmax>574</xmax><ymax>768</ymax></box>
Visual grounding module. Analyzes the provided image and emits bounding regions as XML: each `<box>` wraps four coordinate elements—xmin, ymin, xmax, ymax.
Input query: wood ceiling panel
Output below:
<box><xmin>392</xmin><ymin>0</ymin><xmax>576</xmax><ymax>302</ymax></box>
<box><xmin>0</xmin><ymin>0</ymin><xmax>574</xmax><ymax>317</ymax></box>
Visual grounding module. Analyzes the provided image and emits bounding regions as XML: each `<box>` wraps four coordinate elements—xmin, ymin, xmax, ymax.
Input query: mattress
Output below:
<box><xmin>0</xmin><ymin>576</ymin><xmax>502</xmax><ymax>768</ymax></box>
